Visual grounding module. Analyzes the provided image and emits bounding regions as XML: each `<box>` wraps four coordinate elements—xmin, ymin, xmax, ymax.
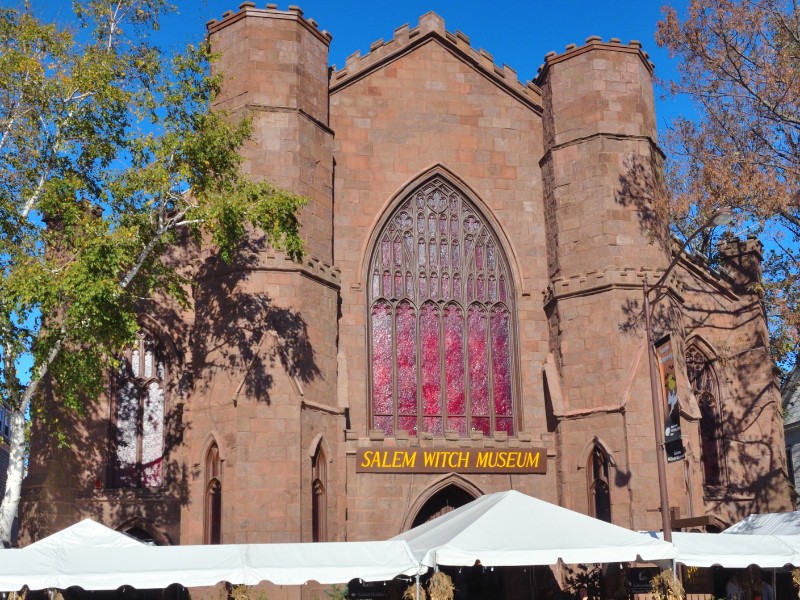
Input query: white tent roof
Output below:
<box><xmin>724</xmin><ymin>512</ymin><xmax>800</xmax><ymax>535</ymax></box>
<box><xmin>0</xmin><ymin>521</ymin><xmax>421</xmax><ymax>591</ymax></box>
<box><xmin>392</xmin><ymin>490</ymin><xmax>677</xmax><ymax>567</ymax></box>
<box><xmin>647</xmin><ymin>532</ymin><xmax>798</xmax><ymax>568</ymax></box>
<box><xmin>22</xmin><ymin>519</ymin><xmax>145</xmax><ymax>550</ymax></box>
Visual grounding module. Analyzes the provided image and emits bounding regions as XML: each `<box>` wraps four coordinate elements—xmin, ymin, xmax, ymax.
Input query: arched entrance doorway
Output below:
<box><xmin>411</xmin><ymin>484</ymin><xmax>477</xmax><ymax>528</ymax></box>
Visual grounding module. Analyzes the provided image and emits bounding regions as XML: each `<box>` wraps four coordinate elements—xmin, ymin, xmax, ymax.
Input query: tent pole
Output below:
<box><xmin>416</xmin><ymin>572</ymin><xmax>420</xmax><ymax>600</ymax></box>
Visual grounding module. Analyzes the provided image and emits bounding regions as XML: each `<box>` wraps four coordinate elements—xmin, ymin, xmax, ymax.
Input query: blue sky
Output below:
<box><xmin>35</xmin><ymin>0</ymin><xmax>693</xmax><ymax>134</ymax></box>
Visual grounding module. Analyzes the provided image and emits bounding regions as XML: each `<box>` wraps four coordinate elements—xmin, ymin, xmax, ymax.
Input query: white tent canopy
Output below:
<box><xmin>392</xmin><ymin>490</ymin><xmax>677</xmax><ymax>567</ymax></box>
<box><xmin>646</xmin><ymin>531</ymin><xmax>797</xmax><ymax>568</ymax></box>
<box><xmin>0</xmin><ymin>530</ymin><xmax>420</xmax><ymax>591</ymax></box>
<box><xmin>724</xmin><ymin>512</ymin><xmax>800</xmax><ymax>536</ymax></box>
<box><xmin>21</xmin><ymin>519</ymin><xmax>146</xmax><ymax>550</ymax></box>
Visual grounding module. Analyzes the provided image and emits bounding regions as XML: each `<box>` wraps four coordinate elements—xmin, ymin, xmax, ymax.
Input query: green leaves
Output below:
<box><xmin>0</xmin><ymin>0</ymin><xmax>305</xmax><ymax>416</ymax></box>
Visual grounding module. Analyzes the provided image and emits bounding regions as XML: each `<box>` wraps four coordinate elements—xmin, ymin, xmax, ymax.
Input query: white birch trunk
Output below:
<box><xmin>0</xmin><ymin>408</ymin><xmax>26</xmax><ymax>545</ymax></box>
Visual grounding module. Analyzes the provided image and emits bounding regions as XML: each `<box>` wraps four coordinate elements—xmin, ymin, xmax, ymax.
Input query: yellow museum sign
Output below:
<box><xmin>355</xmin><ymin>448</ymin><xmax>546</xmax><ymax>474</ymax></box>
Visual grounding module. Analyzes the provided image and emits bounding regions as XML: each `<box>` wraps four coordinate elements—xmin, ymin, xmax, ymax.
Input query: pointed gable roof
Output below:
<box><xmin>329</xmin><ymin>12</ymin><xmax>543</xmax><ymax>114</ymax></box>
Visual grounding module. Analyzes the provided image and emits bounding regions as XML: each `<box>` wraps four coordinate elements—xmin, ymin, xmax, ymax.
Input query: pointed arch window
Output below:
<box><xmin>204</xmin><ymin>442</ymin><xmax>222</xmax><ymax>544</ymax></box>
<box><xmin>368</xmin><ymin>177</ymin><xmax>517</xmax><ymax>437</ymax></box>
<box><xmin>311</xmin><ymin>444</ymin><xmax>327</xmax><ymax>542</ymax></box>
<box><xmin>113</xmin><ymin>331</ymin><xmax>165</xmax><ymax>488</ymax></box>
<box><xmin>588</xmin><ymin>446</ymin><xmax>611</xmax><ymax>523</ymax></box>
<box><xmin>686</xmin><ymin>345</ymin><xmax>724</xmax><ymax>486</ymax></box>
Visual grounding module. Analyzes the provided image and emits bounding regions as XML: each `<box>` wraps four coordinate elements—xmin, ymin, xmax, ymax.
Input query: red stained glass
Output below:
<box><xmin>368</xmin><ymin>178</ymin><xmax>516</xmax><ymax>440</ymax></box>
<box><xmin>468</xmin><ymin>306</ymin><xmax>489</xmax><ymax>417</ymax></box>
<box><xmin>472</xmin><ymin>417</ymin><xmax>490</xmax><ymax>435</ymax></box>
<box><xmin>491</xmin><ymin>306</ymin><xmax>513</xmax><ymax>421</ymax></box>
<box><xmin>445</xmin><ymin>305</ymin><xmax>465</xmax><ymax>416</ymax></box>
<box><xmin>371</xmin><ymin>302</ymin><xmax>393</xmax><ymax>425</ymax></box>
<box><xmin>447</xmin><ymin>416</ymin><xmax>466</xmax><ymax>435</ymax></box>
<box><xmin>398</xmin><ymin>415</ymin><xmax>417</xmax><ymax>436</ymax></box>
<box><xmin>424</xmin><ymin>416</ymin><xmax>443</xmax><ymax>435</ymax></box>
<box><xmin>382</xmin><ymin>238</ymin><xmax>390</xmax><ymax>267</ymax></box>
<box><xmin>396</xmin><ymin>302</ymin><xmax>417</xmax><ymax>416</ymax></box>
<box><xmin>374</xmin><ymin>415</ymin><xmax>394</xmax><ymax>436</ymax></box>
<box><xmin>421</xmin><ymin>304</ymin><xmax>441</xmax><ymax>416</ymax></box>
<box><xmin>394</xmin><ymin>238</ymin><xmax>402</xmax><ymax>265</ymax></box>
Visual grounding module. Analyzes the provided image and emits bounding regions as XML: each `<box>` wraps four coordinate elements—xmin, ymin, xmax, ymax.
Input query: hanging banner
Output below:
<box><xmin>655</xmin><ymin>335</ymin><xmax>685</xmax><ymax>462</ymax></box>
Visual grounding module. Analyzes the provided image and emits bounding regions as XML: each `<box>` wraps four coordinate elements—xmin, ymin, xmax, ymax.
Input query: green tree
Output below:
<box><xmin>656</xmin><ymin>0</ymin><xmax>800</xmax><ymax>366</ymax></box>
<box><xmin>0</xmin><ymin>0</ymin><xmax>305</xmax><ymax>545</ymax></box>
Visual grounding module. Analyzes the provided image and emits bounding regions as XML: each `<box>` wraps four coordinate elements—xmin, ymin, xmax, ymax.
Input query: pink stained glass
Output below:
<box><xmin>429</xmin><ymin>239</ymin><xmax>437</xmax><ymax>268</ymax></box>
<box><xmin>431</xmin><ymin>273</ymin><xmax>439</xmax><ymax>299</ymax></box>
<box><xmin>381</xmin><ymin>238</ymin><xmax>390</xmax><ymax>268</ymax></box>
<box><xmin>451</xmin><ymin>242</ymin><xmax>460</xmax><ymax>269</ymax></box>
<box><xmin>447</xmin><ymin>416</ymin><xmax>467</xmax><ymax>436</ymax></box>
<box><xmin>499</xmin><ymin>276</ymin><xmax>507</xmax><ymax>303</ymax></box>
<box><xmin>467</xmin><ymin>275</ymin><xmax>474</xmax><ymax>301</ymax></box>
<box><xmin>491</xmin><ymin>307</ymin><xmax>513</xmax><ymax>419</ymax></box>
<box><xmin>417</xmin><ymin>212</ymin><xmax>425</xmax><ymax>233</ymax></box>
<box><xmin>424</xmin><ymin>416</ymin><xmax>443</xmax><ymax>435</ymax></box>
<box><xmin>440</xmin><ymin>214</ymin><xmax>447</xmax><ymax>234</ymax></box>
<box><xmin>141</xmin><ymin>381</ymin><xmax>164</xmax><ymax>487</ymax></box>
<box><xmin>442</xmin><ymin>274</ymin><xmax>450</xmax><ymax>299</ymax></box>
<box><xmin>396</xmin><ymin>302</ymin><xmax>417</xmax><ymax>416</ymax></box>
<box><xmin>398</xmin><ymin>415</ymin><xmax>417</xmax><ymax>436</ymax></box>
<box><xmin>465</xmin><ymin>236</ymin><xmax>473</xmax><ymax>263</ymax></box>
<box><xmin>418</xmin><ymin>241</ymin><xmax>426</xmax><ymax>266</ymax></box>
<box><xmin>395</xmin><ymin>272</ymin><xmax>403</xmax><ymax>297</ymax></box>
<box><xmin>371</xmin><ymin>302</ymin><xmax>393</xmax><ymax>422</ymax></box>
<box><xmin>472</xmin><ymin>417</ymin><xmax>490</xmax><ymax>435</ymax></box>
<box><xmin>468</xmin><ymin>306</ymin><xmax>489</xmax><ymax>417</ymax></box>
<box><xmin>383</xmin><ymin>271</ymin><xmax>391</xmax><ymax>297</ymax></box>
<box><xmin>374</xmin><ymin>415</ymin><xmax>393</xmax><ymax>435</ymax></box>
<box><xmin>475</xmin><ymin>243</ymin><xmax>484</xmax><ymax>271</ymax></box>
<box><xmin>489</xmin><ymin>276</ymin><xmax>497</xmax><ymax>302</ymax></box>
<box><xmin>453</xmin><ymin>274</ymin><xmax>462</xmax><ymax>301</ymax></box>
<box><xmin>428</xmin><ymin>214</ymin><xmax>436</xmax><ymax>236</ymax></box>
<box><xmin>406</xmin><ymin>272</ymin><xmax>413</xmax><ymax>297</ymax></box>
<box><xmin>394</xmin><ymin>238</ymin><xmax>402</xmax><ymax>266</ymax></box>
<box><xmin>451</xmin><ymin>214</ymin><xmax>459</xmax><ymax>236</ymax></box>
<box><xmin>440</xmin><ymin>241</ymin><xmax>448</xmax><ymax>267</ymax></box>
<box><xmin>495</xmin><ymin>418</ymin><xmax>514</xmax><ymax>435</ymax></box>
<box><xmin>477</xmin><ymin>275</ymin><xmax>485</xmax><ymax>301</ymax></box>
<box><xmin>487</xmin><ymin>242</ymin><xmax>496</xmax><ymax>270</ymax></box>
<box><xmin>420</xmin><ymin>304</ymin><xmax>441</xmax><ymax>416</ymax></box>
<box><xmin>419</xmin><ymin>273</ymin><xmax>427</xmax><ymax>298</ymax></box>
<box><xmin>444</xmin><ymin>305</ymin><xmax>465</xmax><ymax>416</ymax></box>
<box><xmin>404</xmin><ymin>232</ymin><xmax>413</xmax><ymax>255</ymax></box>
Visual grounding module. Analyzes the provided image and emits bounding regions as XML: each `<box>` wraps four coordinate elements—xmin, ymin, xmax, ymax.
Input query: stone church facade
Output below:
<box><xmin>21</xmin><ymin>3</ymin><xmax>792</xmax><ymax>551</ymax></box>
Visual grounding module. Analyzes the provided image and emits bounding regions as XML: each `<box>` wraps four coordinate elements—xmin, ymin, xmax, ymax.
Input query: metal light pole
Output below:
<box><xmin>643</xmin><ymin>208</ymin><xmax>732</xmax><ymax>543</ymax></box>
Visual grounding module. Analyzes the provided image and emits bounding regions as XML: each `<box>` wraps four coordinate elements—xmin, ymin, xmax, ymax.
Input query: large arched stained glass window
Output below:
<box><xmin>686</xmin><ymin>345</ymin><xmax>724</xmax><ymax>486</ymax></box>
<box><xmin>368</xmin><ymin>177</ymin><xmax>516</xmax><ymax>438</ymax></box>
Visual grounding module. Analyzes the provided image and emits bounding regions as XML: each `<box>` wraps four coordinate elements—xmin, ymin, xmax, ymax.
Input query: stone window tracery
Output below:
<box><xmin>686</xmin><ymin>345</ymin><xmax>724</xmax><ymax>486</ymax></box>
<box><xmin>368</xmin><ymin>177</ymin><xmax>516</xmax><ymax>437</ymax></box>
<box><xmin>112</xmin><ymin>331</ymin><xmax>165</xmax><ymax>488</ymax></box>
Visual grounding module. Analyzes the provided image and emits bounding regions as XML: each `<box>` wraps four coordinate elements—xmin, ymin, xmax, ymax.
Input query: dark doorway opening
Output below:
<box><xmin>411</xmin><ymin>485</ymin><xmax>476</xmax><ymax>528</ymax></box>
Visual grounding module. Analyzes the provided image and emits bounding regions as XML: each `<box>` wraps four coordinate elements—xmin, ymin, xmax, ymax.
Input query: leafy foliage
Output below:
<box><xmin>0</xmin><ymin>0</ymin><xmax>305</xmax><ymax>543</ymax></box>
<box><xmin>656</xmin><ymin>0</ymin><xmax>800</xmax><ymax>367</ymax></box>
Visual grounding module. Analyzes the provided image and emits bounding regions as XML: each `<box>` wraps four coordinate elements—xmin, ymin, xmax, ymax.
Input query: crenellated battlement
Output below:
<box><xmin>206</xmin><ymin>1</ymin><xmax>332</xmax><ymax>45</ymax></box>
<box><xmin>329</xmin><ymin>11</ymin><xmax>542</xmax><ymax>111</ymax></box>
<box><xmin>533</xmin><ymin>35</ymin><xmax>655</xmax><ymax>85</ymax></box>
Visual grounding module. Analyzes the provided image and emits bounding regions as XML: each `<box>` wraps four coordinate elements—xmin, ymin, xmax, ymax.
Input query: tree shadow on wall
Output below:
<box><xmin>187</xmin><ymin>234</ymin><xmax>321</xmax><ymax>406</ymax></box>
<box><xmin>612</xmin><ymin>154</ymin><xmax>790</xmax><ymax>521</ymax></box>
